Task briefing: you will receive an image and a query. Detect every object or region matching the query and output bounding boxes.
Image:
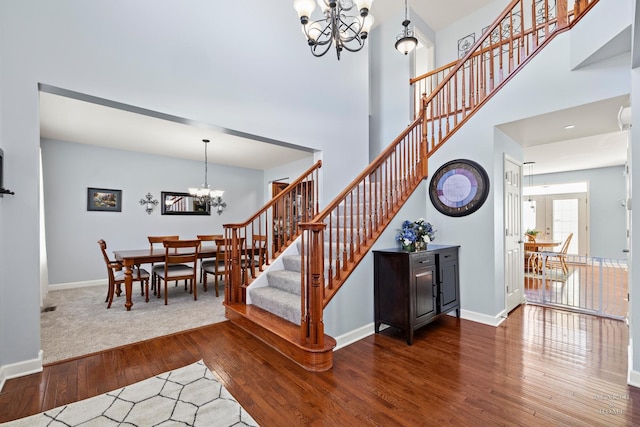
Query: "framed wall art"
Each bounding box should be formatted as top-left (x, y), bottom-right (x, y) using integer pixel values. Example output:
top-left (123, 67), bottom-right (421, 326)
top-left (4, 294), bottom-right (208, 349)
top-left (429, 159), bottom-right (490, 217)
top-left (87, 187), bottom-right (122, 212)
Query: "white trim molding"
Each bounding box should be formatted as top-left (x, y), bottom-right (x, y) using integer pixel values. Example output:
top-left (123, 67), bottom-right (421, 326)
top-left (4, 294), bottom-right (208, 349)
top-left (0, 350), bottom-right (43, 392)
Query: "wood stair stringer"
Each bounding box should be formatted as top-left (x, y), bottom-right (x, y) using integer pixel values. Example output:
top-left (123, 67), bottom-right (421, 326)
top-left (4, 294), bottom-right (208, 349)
top-left (224, 302), bottom-right (336, 372)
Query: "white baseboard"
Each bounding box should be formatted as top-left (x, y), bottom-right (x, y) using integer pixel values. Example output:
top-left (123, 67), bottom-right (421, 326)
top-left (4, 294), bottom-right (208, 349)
top-left (333, 310), bottom-right (505, 351)
top-left (0, 350), bottom-right (43, 392)
top-left (48, 279), bottom-right (104, 291)
top-left (334, 323), bottom-right (375, 350)
top-left (459, 309), bottom-right (506, 327)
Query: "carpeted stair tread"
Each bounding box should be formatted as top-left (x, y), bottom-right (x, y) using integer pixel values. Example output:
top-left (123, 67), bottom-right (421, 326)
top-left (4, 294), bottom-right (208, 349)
top-left (265, 269), bottom-right (301, 294)
top-left (250, 286), bottom-right (301, 325)
top-left (282, 255), bottom-right (302, 272)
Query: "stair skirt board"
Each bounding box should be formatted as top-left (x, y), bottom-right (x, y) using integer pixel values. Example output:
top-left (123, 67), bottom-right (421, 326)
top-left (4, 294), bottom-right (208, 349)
top-left (225, 303), bottom-right (336, 372)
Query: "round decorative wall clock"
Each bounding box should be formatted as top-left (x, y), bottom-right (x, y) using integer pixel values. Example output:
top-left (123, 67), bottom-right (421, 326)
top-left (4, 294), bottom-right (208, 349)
top-left (429, 159), bottom-right (490, 217)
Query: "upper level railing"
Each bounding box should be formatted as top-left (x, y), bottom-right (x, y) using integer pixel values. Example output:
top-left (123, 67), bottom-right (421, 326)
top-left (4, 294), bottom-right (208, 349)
top-left (222, 160), bottom-right (322, 305)
top-left (411, 0), bottom-right (597, 154)
top-left (297, 0), bottom-right (599, 349)
top-left (221, 0), bottom-right (599, 350)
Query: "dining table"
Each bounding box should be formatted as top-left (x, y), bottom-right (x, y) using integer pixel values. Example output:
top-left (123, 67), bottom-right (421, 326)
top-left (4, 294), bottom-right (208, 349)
top-left (524, 239), bottom-right (561, 273)
top-left (113, 245), bottom-right (217, 311)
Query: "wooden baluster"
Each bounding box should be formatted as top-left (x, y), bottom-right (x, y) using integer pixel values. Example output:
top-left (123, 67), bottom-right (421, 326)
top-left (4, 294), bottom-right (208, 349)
top-left (557, 0), bottom-right (568, 28)
top-left (508, 11), bottom-right (514, 76)
top-left (421, 94), bottom-right (429, 177)
top-left (531, 0), bottom-right (539, 50)
top-left (519, 1), bottom-right (526, 62)
top-left (543, 0), bottom-right (550, 38)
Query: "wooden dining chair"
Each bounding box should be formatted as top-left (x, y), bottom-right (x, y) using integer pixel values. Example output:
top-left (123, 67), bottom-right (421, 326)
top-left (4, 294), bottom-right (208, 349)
top-left (155, 239), bottom-right (201, 305)
top-left (248, 234), bottom-right (268, 278)
top-left (196, 234), bottom-right (223, 284)
top-left (524, 233), bottom-right (538, 273)
top-left (148, 235), bottom-right (187, 293)
top-left (546, 233), bottom-right (573, 275)
top-left (202, 237), bottom-right (245, 297)
top-left (98, 239), bottom-right (150, 308)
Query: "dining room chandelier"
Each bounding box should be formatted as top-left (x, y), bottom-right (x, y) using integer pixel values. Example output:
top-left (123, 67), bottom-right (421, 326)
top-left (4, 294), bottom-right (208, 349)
top-left (293, 0), bottom-right (374, 60)
top-left (395, 0), bottom-right (417, 55)
top-left (188, 139), bottom-right (226, 215)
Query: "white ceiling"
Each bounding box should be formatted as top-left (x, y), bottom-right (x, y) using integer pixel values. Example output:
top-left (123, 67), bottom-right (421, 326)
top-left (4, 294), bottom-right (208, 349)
top-left (38, 0), bottom-right (629, 175)
top-left (39, 90), bottom-right (314, 170)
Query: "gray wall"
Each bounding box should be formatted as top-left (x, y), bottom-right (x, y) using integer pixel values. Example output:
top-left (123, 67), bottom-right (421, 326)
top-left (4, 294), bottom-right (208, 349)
top-left (531, 166), bottom-right (627, 259)
top-left (427, 0), bottom-right (631, 321)
top-left (41, 139), bottom-right (264, 285)
top-left (0, 0), bottom-right (370, 373)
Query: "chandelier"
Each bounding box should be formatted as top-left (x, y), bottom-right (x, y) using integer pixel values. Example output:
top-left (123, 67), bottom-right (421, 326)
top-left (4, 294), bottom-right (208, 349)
top-left (294, 0), bottom-right (374, 60)
top-left (395, 0), bottom-right (417, 55)
top-left (188, 139), bottom-right (227, 215)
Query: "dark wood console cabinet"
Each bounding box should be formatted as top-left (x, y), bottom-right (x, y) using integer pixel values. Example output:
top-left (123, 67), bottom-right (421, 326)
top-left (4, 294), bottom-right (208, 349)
top-left (373, 245), bottom-right (460, 345)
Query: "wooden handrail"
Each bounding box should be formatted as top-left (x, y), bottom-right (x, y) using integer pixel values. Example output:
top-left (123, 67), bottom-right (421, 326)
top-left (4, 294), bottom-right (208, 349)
top-left (297, 0), bottom-right (599, 349)
top-left (411, 0), bottom-right (598, 117)
top-left (221, 0), bottom-right (600, 352)
top-left (222, 160), bottom-right (322, 305)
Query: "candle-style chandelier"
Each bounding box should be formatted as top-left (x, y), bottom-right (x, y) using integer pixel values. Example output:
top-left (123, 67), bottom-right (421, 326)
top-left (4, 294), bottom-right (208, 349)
top-left (188, 139), bottom-right (226, 215)
top-left (293, 0), bottom-right (374, 60)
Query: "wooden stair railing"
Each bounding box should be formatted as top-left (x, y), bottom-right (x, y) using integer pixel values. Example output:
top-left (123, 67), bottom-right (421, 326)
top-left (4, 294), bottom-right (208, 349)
top-left (222, 0), bottom-right (600, 369)
top-left (222, 160), bottom-right (321, 305)
top-left (300, 0), bottom-right (600, 350)
top-left (411, 0), bottom-right (598, 145)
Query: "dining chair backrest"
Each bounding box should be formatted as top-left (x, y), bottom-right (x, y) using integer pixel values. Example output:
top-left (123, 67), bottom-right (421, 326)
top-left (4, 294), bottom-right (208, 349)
top-left (163, 239), bottom-right (201, 268)
top-left (197, 234), bottom-right (223, 241)
top-left (98, 239), bottom-right (119, 283)
top-left (252, 234), bottom-right (268, 265)
top-left (98, 239), bottom-right (150, 308)
top-left (525, 234), bottom-right (536, 243)
top-left (149, 235), bottom-right (180, 250)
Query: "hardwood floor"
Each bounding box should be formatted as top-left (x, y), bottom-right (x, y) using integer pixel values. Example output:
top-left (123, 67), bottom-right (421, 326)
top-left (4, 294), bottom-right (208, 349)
top-left (1, 304), bottom-right (639, 426)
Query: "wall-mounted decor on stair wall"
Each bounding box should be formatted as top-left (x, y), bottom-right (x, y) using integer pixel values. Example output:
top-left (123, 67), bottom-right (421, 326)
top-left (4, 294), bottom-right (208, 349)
top-left (429, 159), bottom-right (489, 217)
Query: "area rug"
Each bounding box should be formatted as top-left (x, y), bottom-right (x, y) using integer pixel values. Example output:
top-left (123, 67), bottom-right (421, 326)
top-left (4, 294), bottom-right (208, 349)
top-left (0, 360), bottom-right (258, 426)
top-left (41, 284), bottom-right (227, 364)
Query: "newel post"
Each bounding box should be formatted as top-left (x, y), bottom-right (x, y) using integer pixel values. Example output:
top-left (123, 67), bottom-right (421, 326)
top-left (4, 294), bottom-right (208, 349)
top-left (420, 93), bottom-right (429, 178)
top-left (227, 228), bottom-right (243, 305)
top-left (299, 221), bottom-right (326, 348)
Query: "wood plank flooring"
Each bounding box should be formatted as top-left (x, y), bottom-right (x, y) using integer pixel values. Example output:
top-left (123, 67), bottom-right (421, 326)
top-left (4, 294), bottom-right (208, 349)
top-left (1, 304), bottom-right (639, 426)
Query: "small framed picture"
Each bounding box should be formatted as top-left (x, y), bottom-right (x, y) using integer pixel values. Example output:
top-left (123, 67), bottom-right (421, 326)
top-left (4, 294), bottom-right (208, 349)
top-left (87, 187), bottom-right (122, 212)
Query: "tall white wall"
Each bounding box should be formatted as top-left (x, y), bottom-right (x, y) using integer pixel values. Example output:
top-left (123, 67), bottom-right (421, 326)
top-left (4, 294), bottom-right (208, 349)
top-left (0, 0), bottom-right (370, 378)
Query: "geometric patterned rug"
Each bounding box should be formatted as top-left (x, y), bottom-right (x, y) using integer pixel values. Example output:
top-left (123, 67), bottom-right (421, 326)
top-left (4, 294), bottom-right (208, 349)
top-left (0, 360), bottom-right (259, 426)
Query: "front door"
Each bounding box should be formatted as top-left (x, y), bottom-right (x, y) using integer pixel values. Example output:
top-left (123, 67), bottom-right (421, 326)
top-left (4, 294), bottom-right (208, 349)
top-left (504, 156), bottom-right (524, 314)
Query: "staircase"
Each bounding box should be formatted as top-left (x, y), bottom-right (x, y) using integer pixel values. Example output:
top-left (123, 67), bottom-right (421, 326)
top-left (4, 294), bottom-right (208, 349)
top-left (223, 0), bottom-right (600, 371)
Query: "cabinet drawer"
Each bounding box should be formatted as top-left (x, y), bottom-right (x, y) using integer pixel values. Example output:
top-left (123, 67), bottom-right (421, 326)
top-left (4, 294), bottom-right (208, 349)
top-left (410, 252), bottom-right (435, 266)
top-left (438, 248), bottom-right (458, 262)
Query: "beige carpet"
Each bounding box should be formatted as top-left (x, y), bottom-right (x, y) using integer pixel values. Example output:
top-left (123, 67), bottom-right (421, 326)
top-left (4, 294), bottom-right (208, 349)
top-left (0, 360), bottom-right (258, 426)
top-left (41, 282), bottom-right (227, 364)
